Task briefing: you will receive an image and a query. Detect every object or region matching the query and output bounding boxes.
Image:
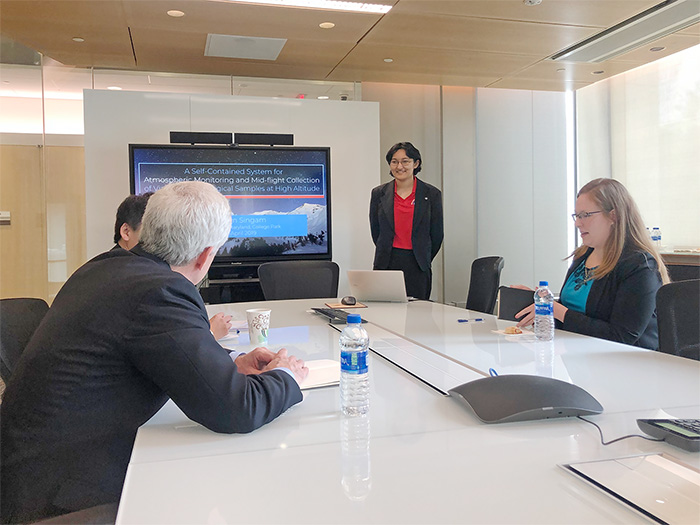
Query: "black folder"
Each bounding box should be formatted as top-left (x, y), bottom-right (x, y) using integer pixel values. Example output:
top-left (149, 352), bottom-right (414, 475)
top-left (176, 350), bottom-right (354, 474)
top-left (497, 286), bottom-right (534, 321)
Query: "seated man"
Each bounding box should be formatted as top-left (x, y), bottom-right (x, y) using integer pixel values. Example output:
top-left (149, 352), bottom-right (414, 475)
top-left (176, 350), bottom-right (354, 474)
top-left (112, 192), bottom-right (153, 250)
top-left (113, 191), bottom-right (232, 339)
top-left (0, 181), bottom-right (308, 524)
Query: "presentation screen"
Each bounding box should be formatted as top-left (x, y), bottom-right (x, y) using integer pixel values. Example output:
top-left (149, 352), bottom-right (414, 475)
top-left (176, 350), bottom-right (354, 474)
top-left (129, 144), bottom-right (332, 264)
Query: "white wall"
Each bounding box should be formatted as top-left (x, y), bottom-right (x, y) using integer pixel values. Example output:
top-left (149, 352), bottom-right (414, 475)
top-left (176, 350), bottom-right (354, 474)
top-left (442, 86), bottom-right (477, 306)
top-left (476, 88), bottom-right (569, 292)
top-left (83, 90), bottom-right (380, 296)
top-left (362, 82), bottom-right (444, 302)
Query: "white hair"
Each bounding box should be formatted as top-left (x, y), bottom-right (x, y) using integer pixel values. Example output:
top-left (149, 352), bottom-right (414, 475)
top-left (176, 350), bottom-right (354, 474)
top-left (139, 181), bottom-right (232, 266)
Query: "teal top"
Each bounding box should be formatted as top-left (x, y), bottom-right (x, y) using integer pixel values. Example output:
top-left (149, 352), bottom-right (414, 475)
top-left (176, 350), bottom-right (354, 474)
top-left (560, 260), bottom-right (595, 314)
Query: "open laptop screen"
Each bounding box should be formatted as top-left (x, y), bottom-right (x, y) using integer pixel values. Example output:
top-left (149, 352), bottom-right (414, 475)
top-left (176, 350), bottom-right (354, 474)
top-left (347, 270), bottom-right (408, 303)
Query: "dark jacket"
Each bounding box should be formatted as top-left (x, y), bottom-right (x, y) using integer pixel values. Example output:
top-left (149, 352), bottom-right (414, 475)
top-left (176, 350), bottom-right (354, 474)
top-left (0, 246), bottom-right (302, 524)
top-left (369, 178), bottom-right (444, 273)
top-left (558, 246), bottom-right (663, 350)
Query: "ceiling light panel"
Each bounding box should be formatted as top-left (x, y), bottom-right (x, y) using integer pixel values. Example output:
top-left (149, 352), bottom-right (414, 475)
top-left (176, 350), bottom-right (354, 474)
top-left (209, 0), bottom-right (392, 14)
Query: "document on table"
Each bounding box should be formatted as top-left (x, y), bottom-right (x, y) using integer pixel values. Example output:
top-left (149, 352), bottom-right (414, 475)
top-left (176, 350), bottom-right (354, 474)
top-left (300, 359), bottom-right (340, 390)
top-left (561, 453), bottom-right (700, 524)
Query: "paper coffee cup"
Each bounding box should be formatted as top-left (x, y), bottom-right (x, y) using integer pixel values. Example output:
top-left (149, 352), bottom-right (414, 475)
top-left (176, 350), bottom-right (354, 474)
top-left (246, 308), bottom-right (271, 345)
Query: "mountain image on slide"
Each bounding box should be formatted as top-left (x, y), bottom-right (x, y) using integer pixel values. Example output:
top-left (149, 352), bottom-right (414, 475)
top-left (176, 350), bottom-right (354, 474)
top-left (219, 203), bottom-right (328, 257)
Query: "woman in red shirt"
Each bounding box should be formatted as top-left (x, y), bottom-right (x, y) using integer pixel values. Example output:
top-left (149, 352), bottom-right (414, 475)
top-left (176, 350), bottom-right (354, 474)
top-left (369, 142), bottom-right (444, 300)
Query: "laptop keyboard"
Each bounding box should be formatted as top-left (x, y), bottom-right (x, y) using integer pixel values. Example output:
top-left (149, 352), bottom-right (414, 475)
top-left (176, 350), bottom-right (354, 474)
top-left (311, 308), bottom-right (367, 324)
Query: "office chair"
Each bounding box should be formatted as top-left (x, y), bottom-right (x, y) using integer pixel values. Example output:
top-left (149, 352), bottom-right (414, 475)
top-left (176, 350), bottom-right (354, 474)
top-left (656, 279), bottom-right (700, 361)
top-left (258, 261), bottom-right (340, 300)
top-left (0, 297), bottom-right (49, 382)
top-left (465, 256), bottom-right (504, 315)
top-left (33, 502), bottom-right (119, 524)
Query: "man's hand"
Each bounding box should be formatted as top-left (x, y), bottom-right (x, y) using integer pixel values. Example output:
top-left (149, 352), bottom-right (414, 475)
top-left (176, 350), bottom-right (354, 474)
top-left (259, 348), bottom-right (309, 384)
top-left (234, 347), bottom-right (277, 375)
top-left (209, 312), bottom-right (233, 340)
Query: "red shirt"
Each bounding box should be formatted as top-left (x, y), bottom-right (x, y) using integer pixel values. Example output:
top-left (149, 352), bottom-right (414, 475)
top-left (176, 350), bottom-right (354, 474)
top-left (392, 179), bottom-right (416, 249)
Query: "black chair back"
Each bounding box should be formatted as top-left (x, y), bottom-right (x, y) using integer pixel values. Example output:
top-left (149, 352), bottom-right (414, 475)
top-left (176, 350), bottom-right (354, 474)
top-left (0, 297), bottom-right (49, 382)
top-left (656, 279), bottom-right (700, 361)
top-left (258, 261), bottom-right (340, 300)
top-left (466, 256), bottom-right (505, 314)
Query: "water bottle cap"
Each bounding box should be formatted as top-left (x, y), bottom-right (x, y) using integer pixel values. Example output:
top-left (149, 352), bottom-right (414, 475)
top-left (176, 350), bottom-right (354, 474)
top-left (539, 281), bottom-right (548, 287)
top-left (346, 314), bottom-right (362, 324)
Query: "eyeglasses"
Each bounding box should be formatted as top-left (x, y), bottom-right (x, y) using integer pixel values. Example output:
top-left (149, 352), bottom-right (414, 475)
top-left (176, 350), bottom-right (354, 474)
top-left (571, 211), bottom-right (603, 221)
top-left (389, 158), bottom-right (414, 167)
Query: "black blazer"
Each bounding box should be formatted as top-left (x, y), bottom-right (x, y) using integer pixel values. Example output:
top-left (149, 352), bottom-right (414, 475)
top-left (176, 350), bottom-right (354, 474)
top-left (0, 247), bottom-right (302, 523)
top-left (558, 246), bottom-right (663, 350)
top-left (369, 178), bottom-right (444, 273)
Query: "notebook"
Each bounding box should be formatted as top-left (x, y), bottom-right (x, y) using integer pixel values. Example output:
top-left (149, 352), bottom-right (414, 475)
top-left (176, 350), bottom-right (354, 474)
top-left (347, 270), bottom-right (408, 303)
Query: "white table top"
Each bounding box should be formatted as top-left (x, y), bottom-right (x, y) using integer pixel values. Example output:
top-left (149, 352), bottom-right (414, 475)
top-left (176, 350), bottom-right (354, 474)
top-left (117, 299), bottom-right (700, 524)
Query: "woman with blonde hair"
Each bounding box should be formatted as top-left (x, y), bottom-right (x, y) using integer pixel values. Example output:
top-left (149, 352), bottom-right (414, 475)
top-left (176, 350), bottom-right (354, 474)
top-left (517, 178), bottom-right (669, 349)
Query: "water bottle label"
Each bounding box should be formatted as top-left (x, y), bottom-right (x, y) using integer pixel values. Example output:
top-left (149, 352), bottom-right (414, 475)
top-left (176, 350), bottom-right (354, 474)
top-left (341, 349), bottom-right (368, 374)
top-left (535, 303), bottom-right (553, 316)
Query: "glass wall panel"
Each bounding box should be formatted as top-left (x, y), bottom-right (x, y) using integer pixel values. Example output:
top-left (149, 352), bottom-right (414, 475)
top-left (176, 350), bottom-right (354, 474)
top-left (576, 44), bottom-right (700, 250)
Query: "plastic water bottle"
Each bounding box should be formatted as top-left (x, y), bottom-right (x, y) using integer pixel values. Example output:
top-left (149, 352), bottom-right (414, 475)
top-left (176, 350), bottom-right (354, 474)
top-left (651, 227), bottom-right (662, 249)
top-left (534, 281), bottom-right (555, 341)
top-left (340, 314), bottom-right (369, 416)
top-left (340, 414), bottom-right (371, 501)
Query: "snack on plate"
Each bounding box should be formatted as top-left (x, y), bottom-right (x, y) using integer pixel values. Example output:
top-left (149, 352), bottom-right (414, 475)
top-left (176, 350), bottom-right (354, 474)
top-left (504, 326), bottom-right (522, 335)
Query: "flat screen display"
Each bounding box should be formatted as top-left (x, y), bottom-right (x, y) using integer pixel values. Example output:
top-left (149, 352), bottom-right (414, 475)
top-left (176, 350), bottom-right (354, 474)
top-left (129, 145), bottom-right (331, 264)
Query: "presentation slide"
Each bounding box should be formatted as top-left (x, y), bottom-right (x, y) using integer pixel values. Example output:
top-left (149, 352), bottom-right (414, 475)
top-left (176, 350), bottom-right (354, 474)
top-left (130, 145), bottom-right (331, 261)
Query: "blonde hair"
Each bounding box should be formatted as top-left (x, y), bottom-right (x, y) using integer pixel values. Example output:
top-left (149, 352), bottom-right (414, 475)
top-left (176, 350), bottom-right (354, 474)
top-left (572, 178), bottom-right (669, 284)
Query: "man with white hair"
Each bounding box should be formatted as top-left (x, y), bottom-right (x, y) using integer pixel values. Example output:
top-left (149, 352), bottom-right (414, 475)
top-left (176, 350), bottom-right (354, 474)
top-left (0, 182), bottom-right (308, 524)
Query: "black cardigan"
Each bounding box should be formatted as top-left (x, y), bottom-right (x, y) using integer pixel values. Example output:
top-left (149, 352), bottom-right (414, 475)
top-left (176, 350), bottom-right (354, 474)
top-left (558, 246), bottom-right (663, 350)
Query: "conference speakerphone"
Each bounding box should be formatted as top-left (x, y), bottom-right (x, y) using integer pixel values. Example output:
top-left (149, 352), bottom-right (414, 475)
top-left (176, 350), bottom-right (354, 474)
top-left (637, 419), bottom-right (700, 452)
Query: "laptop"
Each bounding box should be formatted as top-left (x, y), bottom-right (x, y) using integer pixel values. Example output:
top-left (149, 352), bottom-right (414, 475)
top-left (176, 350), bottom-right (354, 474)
top-left (347, 270), bottom-right (408, 303)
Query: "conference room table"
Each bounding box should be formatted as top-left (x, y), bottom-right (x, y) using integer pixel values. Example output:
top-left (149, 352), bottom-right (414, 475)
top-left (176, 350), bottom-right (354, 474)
top-left (116, 299), bottom-right (700, 524)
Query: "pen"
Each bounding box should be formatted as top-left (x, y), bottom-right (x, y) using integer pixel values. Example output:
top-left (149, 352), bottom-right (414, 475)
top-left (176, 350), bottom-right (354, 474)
top-left (457, 318), bottom-right (484, 323)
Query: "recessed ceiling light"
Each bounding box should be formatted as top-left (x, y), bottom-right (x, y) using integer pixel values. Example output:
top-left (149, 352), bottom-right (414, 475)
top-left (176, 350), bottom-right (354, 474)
top-left (72, 37), bottom-right (85, 43)
top-left (383, 58), bottom-right (393, 63)
top-left (592, 70), bottom-right (605, 75)
top-left (211, 0), bottom-right (392, 14)
top-left (318, 96), bottom-right (330, 100)
top-left (523, 0), bottom-right (542, 5)
top-left (319, 22), bottom-right (335, 29)
top-left (167, 10), bottom-right (185, 17)
top-left (650, 46), bottom-right (665, 52)
top-left (107, 86), bottom-right (122, 90)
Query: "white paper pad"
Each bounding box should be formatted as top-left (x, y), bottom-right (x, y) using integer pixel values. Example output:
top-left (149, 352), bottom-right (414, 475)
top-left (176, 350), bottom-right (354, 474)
top-left (300, 359), bottom-right (340, 390)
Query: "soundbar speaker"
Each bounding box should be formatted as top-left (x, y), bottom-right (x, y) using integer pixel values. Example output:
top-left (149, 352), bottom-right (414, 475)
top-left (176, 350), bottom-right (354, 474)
top-left (234, 133), bottom-right (294, 146)
top-left (170, 131), bottom-right (233, 144)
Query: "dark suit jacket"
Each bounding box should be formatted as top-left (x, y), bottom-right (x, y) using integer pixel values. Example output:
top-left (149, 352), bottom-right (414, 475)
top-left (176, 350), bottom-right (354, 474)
top-left (558, 246), bottom-right (663, 350)
top-left (0, 247), bottom-right (302, 524)
top-left (369, 178), bottom-right (444, 273)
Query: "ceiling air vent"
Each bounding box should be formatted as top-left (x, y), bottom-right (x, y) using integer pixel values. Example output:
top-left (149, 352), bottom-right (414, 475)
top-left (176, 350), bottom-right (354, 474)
top-left (551, 0), bottom-right (700, 63)
top-left (205, 34), bottom-right (287, 60)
